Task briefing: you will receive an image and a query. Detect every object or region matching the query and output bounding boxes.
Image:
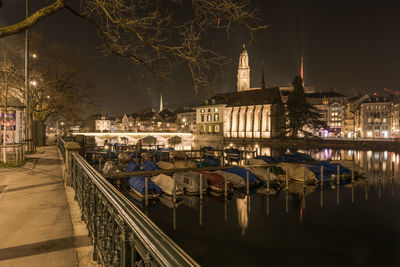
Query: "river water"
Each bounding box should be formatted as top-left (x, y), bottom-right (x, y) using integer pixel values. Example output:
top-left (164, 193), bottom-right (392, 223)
top-left (124, 143), bottom-right (400, 267)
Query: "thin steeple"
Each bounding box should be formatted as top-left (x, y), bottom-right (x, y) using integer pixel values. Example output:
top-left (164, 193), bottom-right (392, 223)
top-left (159, 90), bottom-right (163, 112)
top-left (261, 60), bottom-right (266, 90)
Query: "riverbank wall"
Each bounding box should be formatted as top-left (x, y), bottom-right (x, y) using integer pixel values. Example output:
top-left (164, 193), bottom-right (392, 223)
top-left (226, 138), bottom-right (400, 152)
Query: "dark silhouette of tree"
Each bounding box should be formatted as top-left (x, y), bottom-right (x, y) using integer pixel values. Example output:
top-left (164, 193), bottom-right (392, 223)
top-left (286, 76), bottom-right (327, 138)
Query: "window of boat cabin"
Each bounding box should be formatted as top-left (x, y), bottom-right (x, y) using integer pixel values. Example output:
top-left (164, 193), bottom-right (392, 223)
top-left (184, 177), bottom-right (190, 184)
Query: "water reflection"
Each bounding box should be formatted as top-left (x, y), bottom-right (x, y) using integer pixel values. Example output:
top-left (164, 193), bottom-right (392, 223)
top-left (137, 143), bottom-right (400, 266)
top-left (236, 197), bottom-right (248, 236)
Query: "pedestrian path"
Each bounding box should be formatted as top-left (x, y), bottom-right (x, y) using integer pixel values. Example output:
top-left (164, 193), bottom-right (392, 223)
top-left (0, 145), bottom-right (78, 267)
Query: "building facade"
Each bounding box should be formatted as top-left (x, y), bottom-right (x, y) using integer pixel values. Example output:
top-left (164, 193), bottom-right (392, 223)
top-left (196, 98), bottom-right (226, 136)
top-left (358, 97), bottom-right (392, 138)
top-left (177, 110), bottom-right (196, 133)
top-left (343, 94), bottom-right (369, 138)
top-left (196, 45), bottom-right (284, 140)
top-left (306, 92), bottom-right (347, 136)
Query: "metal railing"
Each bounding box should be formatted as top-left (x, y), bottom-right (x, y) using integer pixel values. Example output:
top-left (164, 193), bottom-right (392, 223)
top-left (59, 138), bottom-right (199, 266)
top-left (57, 138), bottom-right (66, 161)
top-left (0, 144), bottom-right (25, 164)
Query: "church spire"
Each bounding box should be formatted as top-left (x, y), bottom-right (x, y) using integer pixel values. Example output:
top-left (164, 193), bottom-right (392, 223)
top-left (159, 90), bottom-right (163, 112)
top-left (261, 60), bottom-right (266, 90)
top-left (237, 44), bottom-right (250, 91)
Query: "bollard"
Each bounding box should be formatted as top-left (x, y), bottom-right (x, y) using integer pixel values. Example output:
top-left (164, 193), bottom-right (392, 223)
top-left (224, 198), bottom-right (227, 221)
top-left (173, 174), bottom-right (176, 203)
top-left (320, 166), bottom-right (324, 185)
top-left (199, 200), bottom-right (203, 226)
top-left (173, 205), bottom-right (176, 230)
top-left (320, 166), bottom-right (324, 207)
top-left (266, 168), bottom-right (270, 194)
top-left (378, 181), bottom-right (382, 200)
top-left (392, 161), bottom-right (395, 181)
top-left (247, 194), bottom-right (250, 214)
top-left (224, 172), bottom-right (228, 198)
top-left (337, 164), bottom-right (340, 187)
top-left (285, 168), bottom-right (289, 191)
top-left (285, 190), bottom-right (288, 213)
top-left (246, 170), bottom-right (250, 195)
top-left (199, 174), bottom-right (203, 200)
top-left (392, 176), bottom-right (395, 197)
top-left (352, 155), bottom-right (355, 183)
top-left (145, 176), bottom-right (149, 207)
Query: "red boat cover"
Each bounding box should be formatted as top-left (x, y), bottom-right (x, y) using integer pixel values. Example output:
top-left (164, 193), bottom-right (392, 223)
top-left (196, 170), bottom-right (227, 189)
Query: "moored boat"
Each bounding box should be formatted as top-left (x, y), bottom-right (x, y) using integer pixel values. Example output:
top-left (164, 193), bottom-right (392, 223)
top-left (128, 176), bottom-right (161, 199)
top-left (151, 173), bottom-right (183, 196)
top-left (174, 171), bottom-right (207, 195)
top-left (196, 170), bottom-right (231, 196)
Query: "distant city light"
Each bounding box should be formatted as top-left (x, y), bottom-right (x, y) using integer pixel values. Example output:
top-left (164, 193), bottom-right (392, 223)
top-left (30, 81), bottom-right (37, 86)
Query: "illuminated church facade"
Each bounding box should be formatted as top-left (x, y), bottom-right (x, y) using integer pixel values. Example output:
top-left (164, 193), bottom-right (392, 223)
top-left (196, 45), bottom-right (284, 139)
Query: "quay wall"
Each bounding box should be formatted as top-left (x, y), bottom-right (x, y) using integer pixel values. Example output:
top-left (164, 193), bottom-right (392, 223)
top-left (226, 138), bottom-right (400, 152)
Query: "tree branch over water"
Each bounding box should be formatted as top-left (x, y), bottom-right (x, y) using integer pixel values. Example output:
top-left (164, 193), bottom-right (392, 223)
top-left (0, 0), bottom-right (266, 93)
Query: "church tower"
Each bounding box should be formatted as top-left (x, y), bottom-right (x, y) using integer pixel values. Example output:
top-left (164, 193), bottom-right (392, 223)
top-left (237, 44), bottom-right (250, 91)
top-left (159, 91), bottom-right (163, 112)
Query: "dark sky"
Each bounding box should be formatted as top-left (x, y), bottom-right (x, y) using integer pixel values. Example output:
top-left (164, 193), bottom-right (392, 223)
top-left (1, 0), bottom-right (400, 115)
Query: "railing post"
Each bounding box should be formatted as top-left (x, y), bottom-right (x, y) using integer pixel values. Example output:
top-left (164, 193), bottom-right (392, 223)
top-left (64, 142), bottom-right (81, 186)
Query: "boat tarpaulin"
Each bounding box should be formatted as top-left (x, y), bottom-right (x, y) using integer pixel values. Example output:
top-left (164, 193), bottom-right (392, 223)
top-left (126, 162), bottom-right (139, 172)
top-left (223, 166), bottom-right (258, 183)
top-left (277, 162), bottom-right (317, 183)
top-left (142, 160), bottom-right (158, 171)
top-left (157, 161), bottom-right (175, 170)
top-left (151, 174), bottom-right (179, 195)
top-left (330, 160), bottom-right (364, 175)
top-left (256, 153), bottom-right (313, 163)
top-left (128, 176), bottom-right (161, 195)
top-left (307, 162), bottom-right (351, 180)
top-left (255, 156), bottom-right (278, 164)
top-left (197, 170), bottom-right (226, 190)
top-left (214, 170), bottom-right (245, 188)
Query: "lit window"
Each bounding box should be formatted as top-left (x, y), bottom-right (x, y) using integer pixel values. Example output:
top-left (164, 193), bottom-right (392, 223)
top-left (201, 115), bottom-right (204, 122)
top-left (207, 114), bottom-right (212, 122)
top-left (208, 125), bottom-right (212, 133)
top-left (215, 125), bottom-right (220, 132)
top-left (214, 114), bottom-right (219, 121)
top-left (208, 109), bottom-right (211, 112)
top-left (214, 108), bottom-right (219, 112)
top-left (200, 109), bottom-right (205, 113)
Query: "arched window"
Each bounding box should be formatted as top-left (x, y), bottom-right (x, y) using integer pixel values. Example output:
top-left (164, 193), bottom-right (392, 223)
top-left (215, 125), bottom-right (220, 133)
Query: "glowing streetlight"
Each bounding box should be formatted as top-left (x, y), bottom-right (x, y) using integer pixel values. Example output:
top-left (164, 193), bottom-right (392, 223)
top-left (30, 81), bottom-right (37, 86)
top-left (32, 53), bottom-right (37, 58)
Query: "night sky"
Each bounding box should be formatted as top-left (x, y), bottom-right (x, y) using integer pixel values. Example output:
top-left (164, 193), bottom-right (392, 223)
top-left (1, 0), bottom-right (400, 115)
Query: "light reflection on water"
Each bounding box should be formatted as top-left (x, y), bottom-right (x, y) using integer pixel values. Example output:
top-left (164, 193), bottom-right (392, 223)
top-left (131, 142), bottom-right (400, 266)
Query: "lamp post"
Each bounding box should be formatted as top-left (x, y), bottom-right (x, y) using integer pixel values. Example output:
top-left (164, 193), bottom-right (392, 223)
top-left (24, 0), bottom-right (31, 152)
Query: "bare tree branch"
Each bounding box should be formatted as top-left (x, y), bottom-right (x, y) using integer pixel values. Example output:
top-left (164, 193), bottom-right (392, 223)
top-left (0, 0), bottom-right (66, 38)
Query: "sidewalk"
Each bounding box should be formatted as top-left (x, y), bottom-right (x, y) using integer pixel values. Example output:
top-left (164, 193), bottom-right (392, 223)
top-left (0, 146), bottom-right (78, 267)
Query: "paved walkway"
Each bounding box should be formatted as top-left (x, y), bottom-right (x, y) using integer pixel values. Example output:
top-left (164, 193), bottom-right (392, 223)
top-left (0, 146), bottom-right (78, 267)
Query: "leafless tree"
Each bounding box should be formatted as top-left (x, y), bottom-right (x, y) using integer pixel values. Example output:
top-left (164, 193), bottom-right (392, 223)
top-left (0, 0), bottom-right (266, 93)
top-left (0, 36), bottom-right (98, 123)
